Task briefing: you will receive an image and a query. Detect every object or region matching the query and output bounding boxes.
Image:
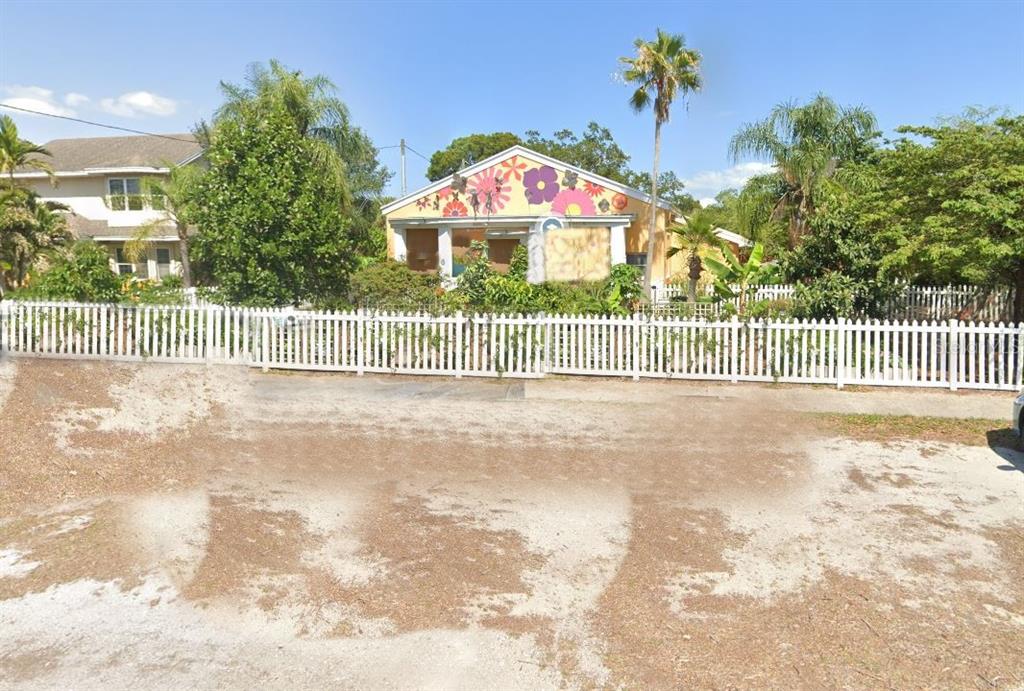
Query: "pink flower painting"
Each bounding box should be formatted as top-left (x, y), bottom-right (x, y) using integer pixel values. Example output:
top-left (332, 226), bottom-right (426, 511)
top-left (469, 166), bottom-right (510, 213)
top-left (550, 188), bottom-right (597, 216)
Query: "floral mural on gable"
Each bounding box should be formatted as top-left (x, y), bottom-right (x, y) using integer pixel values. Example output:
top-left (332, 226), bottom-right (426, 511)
top-left (404, 156), bottom-right (639, 219)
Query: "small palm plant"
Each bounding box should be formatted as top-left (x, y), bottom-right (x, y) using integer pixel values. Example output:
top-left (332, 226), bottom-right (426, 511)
top-left (124, 163), bottom-right (202, 288)
top-left (666, 210), bottom-right (722, 304)
top-left (703, 242), bottom-right (777, 315)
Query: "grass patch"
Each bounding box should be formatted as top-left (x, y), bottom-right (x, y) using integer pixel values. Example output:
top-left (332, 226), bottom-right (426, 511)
top-left (811, 413), bottom-right (1018, 448)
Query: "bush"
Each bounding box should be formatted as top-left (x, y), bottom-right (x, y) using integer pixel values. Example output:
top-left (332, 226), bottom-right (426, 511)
top-left (19, 241), bottom-right (121, 302)
top-left (791, 273), bottom-right (857, 319)
top-left (348, 259), bottom-right (442, 311)
top-left (603, 263), bottom-right (643, 314)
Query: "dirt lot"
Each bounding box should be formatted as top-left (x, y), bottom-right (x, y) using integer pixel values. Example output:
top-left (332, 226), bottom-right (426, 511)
top-left (1, 358), bottom-right (1022, 690)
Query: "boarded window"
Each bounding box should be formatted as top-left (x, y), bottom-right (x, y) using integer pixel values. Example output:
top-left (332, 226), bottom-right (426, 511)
top-left (406, 228), bottom-right (439, 272)
top-left (487, 239), bottom-right (521, 274)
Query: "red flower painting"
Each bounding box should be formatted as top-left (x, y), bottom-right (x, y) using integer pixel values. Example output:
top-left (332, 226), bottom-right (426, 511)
top-left (583, 181), bottom-right (605, 198)
top-left (443, 199), bottom-right (468, 217)
top-left (500, 156), bottom-right (528, 182)
top-left (469, 166), bottom-right (510, 212)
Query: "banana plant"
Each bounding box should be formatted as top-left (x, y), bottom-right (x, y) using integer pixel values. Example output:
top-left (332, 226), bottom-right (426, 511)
top-left (702, 242), bottom-right (777, 315)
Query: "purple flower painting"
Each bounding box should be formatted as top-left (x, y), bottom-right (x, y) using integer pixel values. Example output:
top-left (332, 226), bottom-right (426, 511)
top-left (523, 165), bottom-right (560, 205)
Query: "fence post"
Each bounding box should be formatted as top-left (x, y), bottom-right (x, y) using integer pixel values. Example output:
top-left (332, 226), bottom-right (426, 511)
top-left (730, 316), bottom-right (739, 384)
top-left (836, 317), bottom-right (846, 389)
top-left (542, 313), bottom-right (551, 377)
top-left (205, 305), bottom-right (214, 364)
top-left (260, 311), bottom-right (269, 372)
top-left (632, 311), bottom-right (641, 381)
top-left (455, 311), bottom-right (463, 378)
top-left (948, 318), bottom-right (959, 391)
top-left (356, 308), bottom-right (365, 376)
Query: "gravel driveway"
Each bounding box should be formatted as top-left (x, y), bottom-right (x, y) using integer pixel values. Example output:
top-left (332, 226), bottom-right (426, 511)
top-left (1, 359), bottom-right (1022, 689)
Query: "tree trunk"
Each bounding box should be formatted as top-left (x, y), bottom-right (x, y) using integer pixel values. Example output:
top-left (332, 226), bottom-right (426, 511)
top-left (687, 255), bottom-right (701, 304)
top-left (177, 224), bottom-right (192, 290)
top-left (643, 118), bottom-right (662, 298)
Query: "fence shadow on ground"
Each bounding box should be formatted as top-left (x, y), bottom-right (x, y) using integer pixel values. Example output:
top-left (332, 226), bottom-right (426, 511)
top-left (986, 429), bottom-right (1023, 472)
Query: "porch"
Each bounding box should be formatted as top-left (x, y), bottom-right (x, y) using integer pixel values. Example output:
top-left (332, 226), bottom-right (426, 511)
top-left (390, 216), bottom-right (633, 284)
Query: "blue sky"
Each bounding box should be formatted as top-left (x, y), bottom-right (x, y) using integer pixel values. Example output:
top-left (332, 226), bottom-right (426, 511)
top-left (2, 0), bottom-right (1022, 202)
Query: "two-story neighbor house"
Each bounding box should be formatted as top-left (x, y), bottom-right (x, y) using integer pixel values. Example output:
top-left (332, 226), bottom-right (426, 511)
top-left (14, 133), bottom-right (203, 279)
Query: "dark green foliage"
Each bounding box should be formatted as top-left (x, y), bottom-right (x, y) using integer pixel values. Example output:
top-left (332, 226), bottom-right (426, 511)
top-left (348, 259), bottom-right (441, 311)
top-left (190, 100), bottom-right (356, 306)
top-left (22, 241), bottom-right (122, 302)
top-left (524, 123), bottom-right (632, 183)
top-left (426, 133), bottom-right (522, 181)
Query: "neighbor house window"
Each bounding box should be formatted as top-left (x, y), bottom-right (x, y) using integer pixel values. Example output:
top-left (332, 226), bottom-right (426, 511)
top-left (108, 178), bottom-right (143, 211)
top-left (156, 248), bottom-right (172, 278)
top-left (626, 253), bottom-right (647, 268)
top-left (114, 246), bottom-right (148, 278)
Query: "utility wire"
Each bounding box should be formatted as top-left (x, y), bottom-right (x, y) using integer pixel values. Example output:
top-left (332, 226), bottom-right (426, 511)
top-left (0, 103), bottom-right (198, 143)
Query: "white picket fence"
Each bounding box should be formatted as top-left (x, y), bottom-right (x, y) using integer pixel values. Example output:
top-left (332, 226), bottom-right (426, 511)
top-left (1, 300), bottom-right (1022, 391)
top-left (655, 283), bottom-right (1017, 322)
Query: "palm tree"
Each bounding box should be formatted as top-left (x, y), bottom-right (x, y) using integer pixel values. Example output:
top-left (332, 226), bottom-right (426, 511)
top-left (621, 29), bottom-right (702, 294)
top-left (729, 94), bottom-right (876, 249)
top-left (214, 60), bottom-right (352, 199)
top-left (0, 188), bottom-right (69, 294)
top-left (124, 163), bottom-right (202, 288)
top-left (0, 115), bottom-right (55, 187)
top-left (666, 210), bottom-right (722, 304)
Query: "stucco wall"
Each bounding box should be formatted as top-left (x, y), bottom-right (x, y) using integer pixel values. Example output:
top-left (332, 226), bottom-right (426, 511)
top-left (385, 151), bottom-right (675, 284)
top-left (26, 175), bottom-right (173, 231)
top-left (544, 226), bottom-right (611, 282)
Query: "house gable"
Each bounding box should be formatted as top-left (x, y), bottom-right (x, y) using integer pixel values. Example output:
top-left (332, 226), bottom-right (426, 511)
top-left (382, 145), bottom-right (672, 221)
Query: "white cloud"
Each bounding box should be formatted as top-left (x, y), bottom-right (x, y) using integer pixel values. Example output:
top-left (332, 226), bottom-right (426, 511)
top-left (1, 85), bottom-right (76, 117)
top-left (99, 91), bottom-right (177, 118)
top-left (64, 92), bottom-right (89, 107)
top-left (699, 197), bottom-right (718, 208)
top-left (683, 161), bottom-right (775, 200)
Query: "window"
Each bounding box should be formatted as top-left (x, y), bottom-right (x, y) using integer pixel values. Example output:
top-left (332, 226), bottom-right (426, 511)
top-left (626, 253), bottom-right (647, 267)
top-left (156, 248), bottom-right (172, 278)
top-left (108, 177), bottom-right (144, 211)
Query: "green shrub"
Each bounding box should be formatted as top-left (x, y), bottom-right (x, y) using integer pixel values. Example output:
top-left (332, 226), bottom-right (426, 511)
top-left (602, 263), bottom-right (643, 314)
top-left (348, 259), bottom-right (442, 311)
top-left (20, 241), bottom-right (122, 302)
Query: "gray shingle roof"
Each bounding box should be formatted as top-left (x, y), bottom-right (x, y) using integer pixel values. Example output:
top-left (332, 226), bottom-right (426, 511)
top-left (21, 133), bottom-right (202, 172)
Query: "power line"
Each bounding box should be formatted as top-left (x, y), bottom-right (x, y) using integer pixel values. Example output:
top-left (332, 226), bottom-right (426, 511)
top-left (0, 103), bottom-right (198, 143)
top-left (404, 144), bottom-right (430, 162)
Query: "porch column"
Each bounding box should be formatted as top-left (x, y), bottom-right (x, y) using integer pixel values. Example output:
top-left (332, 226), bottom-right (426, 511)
top-left (437, 225), bottom-right (453, 278)
top-left (527, 220), bottom-right (546, 284)
top-left (393, 226), bottom-right (407, 263)
top-left (610, 223), bottom-right (627, 266)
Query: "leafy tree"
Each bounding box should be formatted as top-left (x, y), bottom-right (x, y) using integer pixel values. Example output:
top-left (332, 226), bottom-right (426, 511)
top-left (125, 164), bottom-right (203, 288)
top-left (873, 114), bottom-right (1024, 321)
top-left (524, 122), bottom-right (632, 182)
top-left (190, 99), bottom-right (355, 306)
top-left (24, 241), bottom-right (121, 302)
top-left (0, 115), bottom-right (55, 185)
top-left (625, 170), bottom-right (700, 214)
top-left (666, 210), bottom-right (722, 303)
top-left (621, 28), bottom-right (703, 292)
top-left (602, 263), bottom-right (644, 314)
top-left (729, 94), bottom-right (877, 248)
top-left (426, 132), bottom-right (522, 181)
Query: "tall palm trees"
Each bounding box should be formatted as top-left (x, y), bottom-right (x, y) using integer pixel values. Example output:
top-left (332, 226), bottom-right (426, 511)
top-left (621, 29), bottom-right (702, 293)
top-left (666, 210), bottom-right (721, 304)
top-left (214, 60), bottom-right (353, 201)
top-left (0, 116), bottom-right (67, 295)
top-left (0, 115), bottom-right (55, 186)
top-left (729, 94), bottom-right (876, 248)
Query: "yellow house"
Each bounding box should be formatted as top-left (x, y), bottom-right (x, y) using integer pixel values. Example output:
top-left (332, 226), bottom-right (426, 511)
top-left (382, 145), bottom-right (677, 290)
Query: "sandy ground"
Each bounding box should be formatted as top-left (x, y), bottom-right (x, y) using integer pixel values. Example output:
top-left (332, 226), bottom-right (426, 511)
top-left (0, 358), bottom-right (1022, 690)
